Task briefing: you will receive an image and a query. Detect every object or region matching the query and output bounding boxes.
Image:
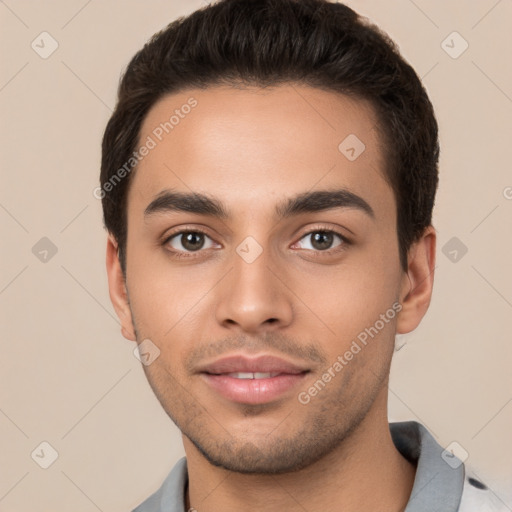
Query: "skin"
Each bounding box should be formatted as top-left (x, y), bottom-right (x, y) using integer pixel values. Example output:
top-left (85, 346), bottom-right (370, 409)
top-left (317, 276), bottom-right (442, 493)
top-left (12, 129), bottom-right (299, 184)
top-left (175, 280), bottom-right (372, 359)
top-left (106, 84), bottom-right (436, 512)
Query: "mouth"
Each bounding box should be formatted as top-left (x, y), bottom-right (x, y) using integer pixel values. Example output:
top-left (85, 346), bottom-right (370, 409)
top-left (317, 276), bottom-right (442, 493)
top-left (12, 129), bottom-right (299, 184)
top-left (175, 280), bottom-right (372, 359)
top-left (200, 372), bottom-right (309, 404)
top-left (221, 372), bottom-right (282, 379)
top-left (198, 354), bottom-right (310, 405)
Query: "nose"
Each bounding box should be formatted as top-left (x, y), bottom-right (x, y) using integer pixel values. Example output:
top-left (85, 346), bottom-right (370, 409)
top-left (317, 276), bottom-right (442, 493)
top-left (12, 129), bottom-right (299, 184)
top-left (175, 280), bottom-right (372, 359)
top-left (214, 244), bottom-right (293, 334)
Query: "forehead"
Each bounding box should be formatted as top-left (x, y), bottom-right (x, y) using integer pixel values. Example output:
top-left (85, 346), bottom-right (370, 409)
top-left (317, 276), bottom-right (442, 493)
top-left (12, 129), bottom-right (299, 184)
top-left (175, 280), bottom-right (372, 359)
top-left (128, 84), bottom-right (394, 220)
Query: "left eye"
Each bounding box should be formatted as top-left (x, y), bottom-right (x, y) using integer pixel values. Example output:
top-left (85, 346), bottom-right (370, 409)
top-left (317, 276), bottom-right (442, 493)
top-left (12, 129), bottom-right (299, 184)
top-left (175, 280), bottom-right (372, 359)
top-left (295, 231), bottom-right (345, 251)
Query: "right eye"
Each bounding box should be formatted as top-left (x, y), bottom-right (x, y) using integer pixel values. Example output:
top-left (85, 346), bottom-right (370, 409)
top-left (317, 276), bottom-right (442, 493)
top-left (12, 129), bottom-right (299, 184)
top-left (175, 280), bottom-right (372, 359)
top-left (163, 230), bottom-right (219, 257)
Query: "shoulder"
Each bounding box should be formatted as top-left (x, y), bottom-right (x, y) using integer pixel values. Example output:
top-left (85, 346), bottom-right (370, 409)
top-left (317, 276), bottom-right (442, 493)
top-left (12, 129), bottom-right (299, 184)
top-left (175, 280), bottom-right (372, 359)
top-left (458, 469), bottom-right (510, 512)
top-left (132, 457), bottom-right (188, 512)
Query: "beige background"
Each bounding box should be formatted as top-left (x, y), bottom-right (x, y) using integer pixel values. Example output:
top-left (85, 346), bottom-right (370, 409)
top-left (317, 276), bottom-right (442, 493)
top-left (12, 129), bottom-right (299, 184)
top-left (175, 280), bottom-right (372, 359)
top-left (1, 0), bottom-right (511, 510)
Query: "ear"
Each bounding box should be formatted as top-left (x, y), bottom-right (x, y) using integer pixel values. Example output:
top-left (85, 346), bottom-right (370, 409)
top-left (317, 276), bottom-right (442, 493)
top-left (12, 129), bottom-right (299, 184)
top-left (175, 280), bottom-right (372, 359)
top-left (105, 234), bottom-right (136, 341)
top-left (396, 226), bottom-right (436, 334)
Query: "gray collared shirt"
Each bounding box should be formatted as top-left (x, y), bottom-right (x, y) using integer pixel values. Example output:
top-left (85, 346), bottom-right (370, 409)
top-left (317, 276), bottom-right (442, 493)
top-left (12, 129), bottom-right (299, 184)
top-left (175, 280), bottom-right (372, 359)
top-left (132, 421), bottom-right (508, 511)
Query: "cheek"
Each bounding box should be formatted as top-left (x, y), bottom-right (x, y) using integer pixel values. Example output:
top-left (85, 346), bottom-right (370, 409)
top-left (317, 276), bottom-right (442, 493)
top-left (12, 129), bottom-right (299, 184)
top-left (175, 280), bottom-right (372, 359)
top-left (296, 244), bottom-right (399, 319)
top-left (290, 245), bottom-right (401, 361)
top-left (127, 251), bottom-right (216, 338)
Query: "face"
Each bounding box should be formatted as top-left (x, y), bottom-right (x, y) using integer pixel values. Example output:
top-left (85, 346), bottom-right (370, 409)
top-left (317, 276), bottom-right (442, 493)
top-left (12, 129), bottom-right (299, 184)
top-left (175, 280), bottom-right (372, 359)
top-left (108, 84), bottom-right (429, 474)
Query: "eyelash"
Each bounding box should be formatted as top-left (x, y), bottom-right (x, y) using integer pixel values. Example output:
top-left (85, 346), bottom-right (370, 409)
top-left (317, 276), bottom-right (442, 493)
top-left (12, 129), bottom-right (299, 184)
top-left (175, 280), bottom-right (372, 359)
top-left (161, 226), bottom-right (351, 260)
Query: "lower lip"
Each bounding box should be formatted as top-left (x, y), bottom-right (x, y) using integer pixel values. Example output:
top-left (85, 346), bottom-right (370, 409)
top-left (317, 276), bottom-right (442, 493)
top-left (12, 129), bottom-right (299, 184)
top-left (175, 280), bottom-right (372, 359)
top-left (201, 373), bottom-right (308, 404)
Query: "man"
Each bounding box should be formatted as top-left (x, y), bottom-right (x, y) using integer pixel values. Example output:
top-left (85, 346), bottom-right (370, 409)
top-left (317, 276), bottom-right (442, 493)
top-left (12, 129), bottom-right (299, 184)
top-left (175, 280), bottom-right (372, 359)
top-left (99, 0), bottom-right (507, 510)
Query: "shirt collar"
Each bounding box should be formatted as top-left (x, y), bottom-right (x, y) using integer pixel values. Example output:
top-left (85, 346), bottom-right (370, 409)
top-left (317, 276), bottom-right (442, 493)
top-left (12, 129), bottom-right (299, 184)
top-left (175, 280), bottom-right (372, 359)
top-left (390, 421), bottom-right (465, 511)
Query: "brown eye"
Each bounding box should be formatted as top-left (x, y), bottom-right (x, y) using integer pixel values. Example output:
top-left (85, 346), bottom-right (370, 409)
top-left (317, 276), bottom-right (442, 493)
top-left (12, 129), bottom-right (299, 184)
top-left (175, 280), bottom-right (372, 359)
top-left (310, 232), bottom-right (334, 250)
top-left (296, 230), bottom-right (345, 251)
top-left (180, 232), bottom-right (205, 251)
top-left (166, 231), bottom-right (216, 253)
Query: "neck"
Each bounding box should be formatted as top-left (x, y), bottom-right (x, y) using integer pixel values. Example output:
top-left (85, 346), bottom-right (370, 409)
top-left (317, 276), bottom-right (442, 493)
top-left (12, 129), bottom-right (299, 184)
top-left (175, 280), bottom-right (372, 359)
top-left (184, 390), bottom-right (416, 512)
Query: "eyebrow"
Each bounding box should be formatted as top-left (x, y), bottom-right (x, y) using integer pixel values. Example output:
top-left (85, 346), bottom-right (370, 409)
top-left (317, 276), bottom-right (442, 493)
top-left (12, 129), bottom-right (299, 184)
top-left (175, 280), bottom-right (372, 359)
top-left (144, 188), bottom-right (375, 221)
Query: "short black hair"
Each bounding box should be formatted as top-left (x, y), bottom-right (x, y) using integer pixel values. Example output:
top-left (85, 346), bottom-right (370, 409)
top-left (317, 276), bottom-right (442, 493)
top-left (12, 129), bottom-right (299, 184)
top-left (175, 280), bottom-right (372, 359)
top-left (100, 0), bottom-right (439, 275)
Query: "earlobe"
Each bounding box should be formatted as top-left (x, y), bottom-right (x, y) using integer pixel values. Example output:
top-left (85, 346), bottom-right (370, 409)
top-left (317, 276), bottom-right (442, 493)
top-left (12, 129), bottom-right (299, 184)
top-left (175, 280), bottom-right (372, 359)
top-left (105, 234), bottom-right (137, 341)
top-left (396, 226), bottom-right (436, 335)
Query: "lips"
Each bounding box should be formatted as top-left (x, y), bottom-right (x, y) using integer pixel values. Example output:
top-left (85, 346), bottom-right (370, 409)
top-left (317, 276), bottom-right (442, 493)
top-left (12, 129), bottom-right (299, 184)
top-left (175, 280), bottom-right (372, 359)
top-left (198, 354), bottom-right (308, 375)
top-left (198, 354), bottom-right (309, 404)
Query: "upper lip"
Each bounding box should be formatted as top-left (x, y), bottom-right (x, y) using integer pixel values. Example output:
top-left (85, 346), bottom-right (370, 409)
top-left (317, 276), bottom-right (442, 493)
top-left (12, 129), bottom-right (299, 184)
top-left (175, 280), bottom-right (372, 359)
top-left (198, 354), bottom-right (309, 375)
